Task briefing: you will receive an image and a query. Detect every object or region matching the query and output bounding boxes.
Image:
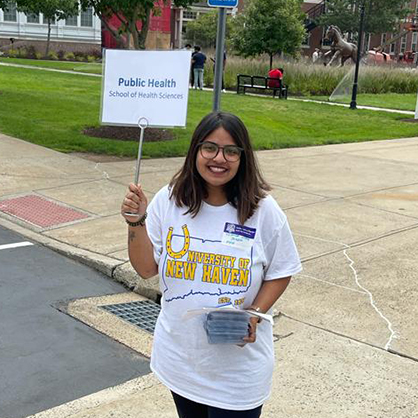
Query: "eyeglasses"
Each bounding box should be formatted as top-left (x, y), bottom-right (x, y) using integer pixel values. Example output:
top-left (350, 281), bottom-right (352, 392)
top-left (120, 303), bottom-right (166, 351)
top-left (198, 141), bottom-right (243, 162)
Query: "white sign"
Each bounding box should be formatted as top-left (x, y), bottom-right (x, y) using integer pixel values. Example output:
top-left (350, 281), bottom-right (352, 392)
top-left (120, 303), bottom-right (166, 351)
top-left (101, 49), bottom-right (191, 127)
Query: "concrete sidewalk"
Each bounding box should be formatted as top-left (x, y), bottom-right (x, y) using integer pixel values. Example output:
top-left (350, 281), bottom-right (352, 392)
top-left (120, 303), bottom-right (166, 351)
top-left (1, 133), bottom-right (418, 417)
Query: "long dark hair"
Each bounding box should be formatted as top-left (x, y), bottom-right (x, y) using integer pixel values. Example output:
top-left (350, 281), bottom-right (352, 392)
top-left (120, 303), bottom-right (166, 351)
top-left (169, 111), bottom-right (270, 224)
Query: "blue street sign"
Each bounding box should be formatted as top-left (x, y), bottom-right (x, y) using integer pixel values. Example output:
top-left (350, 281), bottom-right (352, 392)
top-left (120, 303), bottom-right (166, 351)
top-left (208, 0), bottom-right (238, 7)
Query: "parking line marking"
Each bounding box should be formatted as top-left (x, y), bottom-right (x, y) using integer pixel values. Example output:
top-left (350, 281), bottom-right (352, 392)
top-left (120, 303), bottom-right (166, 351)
top-left (0, 242), bottom-right (34, 251)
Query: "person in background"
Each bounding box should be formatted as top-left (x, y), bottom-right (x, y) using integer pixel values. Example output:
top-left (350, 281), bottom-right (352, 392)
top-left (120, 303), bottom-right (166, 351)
top-left (121, 111), bottom-right (302, 418)
top-left (210, 49), bottom-right (227, 92)
top-left (312, 48), bottom-right (320, 63)
top-left (192, 46), bottom-right (206, 90)
top-left (184, 43), bottom-right (194, 88)
top-left (267, 67), bottom-right (283, 88)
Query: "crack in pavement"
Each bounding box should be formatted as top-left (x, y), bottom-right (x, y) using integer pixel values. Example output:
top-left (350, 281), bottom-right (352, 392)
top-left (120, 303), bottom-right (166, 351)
top-left (296, 232), bottom-right (399, 351)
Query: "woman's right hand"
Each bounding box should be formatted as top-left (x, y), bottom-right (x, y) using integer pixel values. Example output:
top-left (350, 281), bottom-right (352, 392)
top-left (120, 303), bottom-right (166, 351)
top-left (121, 183), bottom-right (148, 221)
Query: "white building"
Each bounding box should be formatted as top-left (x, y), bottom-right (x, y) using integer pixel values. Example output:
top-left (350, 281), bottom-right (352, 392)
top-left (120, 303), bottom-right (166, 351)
top-left (0, 1), bottom-right (101, 54)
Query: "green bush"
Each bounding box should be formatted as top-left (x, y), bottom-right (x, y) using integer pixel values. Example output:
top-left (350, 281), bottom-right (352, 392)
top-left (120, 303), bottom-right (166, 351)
top-left (75, 55), bottom-right (85, 62)
top-left (7, 49), bottom-right (18, 58)
top-left (48, 51), bottom-right (59, 60)
top-left (26, 45), bottom-right (37, 59)
top-left (17, 48), bottom-right (27, 58)
top-left (63, 52), bottom-right (75, 61)
top-left (35, 52), bottom-right (43, 60)
top-left (86, 55), bottom-right (96, 62)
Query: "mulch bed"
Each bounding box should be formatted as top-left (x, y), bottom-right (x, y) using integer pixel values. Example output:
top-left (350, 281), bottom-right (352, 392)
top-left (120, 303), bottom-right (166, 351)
top-left (399, 118), bottom-right (418, 123)
top-left (83, 126), bottom-right (175, 142)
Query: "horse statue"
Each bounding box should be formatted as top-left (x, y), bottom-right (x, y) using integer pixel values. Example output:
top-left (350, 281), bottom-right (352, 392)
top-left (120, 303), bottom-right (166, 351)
top-left (324, 25), bottom-right (357, 66)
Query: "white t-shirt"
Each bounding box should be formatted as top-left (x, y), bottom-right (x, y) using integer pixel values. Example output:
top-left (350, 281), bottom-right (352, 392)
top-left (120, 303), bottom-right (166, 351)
top-left (146, 186), bottom-right (302, 410)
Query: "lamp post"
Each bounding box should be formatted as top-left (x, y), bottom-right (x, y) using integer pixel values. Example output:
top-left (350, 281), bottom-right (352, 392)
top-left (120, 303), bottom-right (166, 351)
top-left (350, 2), bottom-right (366, 110)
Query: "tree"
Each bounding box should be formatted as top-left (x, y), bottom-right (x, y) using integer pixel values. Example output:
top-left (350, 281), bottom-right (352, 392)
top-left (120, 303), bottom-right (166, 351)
top-left (317, 0), bottom-right (411, 37)
top-left (80, 0), bottom-right (197, 50)
top-left (17, 0), bottom-right (79, 56)
top-left (185, 10), bottom-right (233, 49)
top-left (232, 0), bottom-right (306, 69)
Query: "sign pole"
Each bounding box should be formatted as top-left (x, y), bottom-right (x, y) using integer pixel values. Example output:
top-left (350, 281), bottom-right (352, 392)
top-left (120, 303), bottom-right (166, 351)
top-left (213, 7), bottom-right (227, 112)
top-left (124, 117), bottom-right (148, 218)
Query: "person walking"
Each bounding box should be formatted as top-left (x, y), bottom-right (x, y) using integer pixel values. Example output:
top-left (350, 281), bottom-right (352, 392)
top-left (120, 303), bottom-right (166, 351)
top-left (121, 111), bottom-right (302, 418)
top-left (192, 46), bottom-right (206, 90)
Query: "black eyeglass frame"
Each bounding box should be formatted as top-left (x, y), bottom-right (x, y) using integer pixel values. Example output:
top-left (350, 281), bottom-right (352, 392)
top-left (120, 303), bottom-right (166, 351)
top-left (197, 141), bottom-right (244, 162)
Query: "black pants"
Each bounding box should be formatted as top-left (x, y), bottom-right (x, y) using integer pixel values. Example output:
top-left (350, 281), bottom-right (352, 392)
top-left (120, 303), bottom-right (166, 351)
top-left (172, 391), bottom-right (263, 418)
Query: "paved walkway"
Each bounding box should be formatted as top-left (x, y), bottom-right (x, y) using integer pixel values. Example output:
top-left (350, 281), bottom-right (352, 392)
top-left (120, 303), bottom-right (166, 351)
top-left (1, 133), bottom-right (417, 417)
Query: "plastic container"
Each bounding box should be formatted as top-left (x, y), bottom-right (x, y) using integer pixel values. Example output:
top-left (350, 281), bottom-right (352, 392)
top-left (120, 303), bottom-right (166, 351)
top-left (204, 310), bottom-right (250, 344)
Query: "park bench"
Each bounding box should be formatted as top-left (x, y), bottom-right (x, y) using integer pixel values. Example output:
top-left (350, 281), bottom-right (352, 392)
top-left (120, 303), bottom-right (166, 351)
top-left (236, 74), bottom-right (288, 99)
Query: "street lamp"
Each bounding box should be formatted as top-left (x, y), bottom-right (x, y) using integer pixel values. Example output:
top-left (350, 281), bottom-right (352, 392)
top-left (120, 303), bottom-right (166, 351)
top-left (350, 2), bottom-right (366, 110)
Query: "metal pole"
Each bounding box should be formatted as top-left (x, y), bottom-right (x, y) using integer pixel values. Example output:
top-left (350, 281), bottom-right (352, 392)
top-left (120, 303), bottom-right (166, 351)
top-left (124, 117), bottom-right (148, 218)
top-left (350, 2), bottom-right (366, 110)
top-left (213, 7), bottom-right (227, 112)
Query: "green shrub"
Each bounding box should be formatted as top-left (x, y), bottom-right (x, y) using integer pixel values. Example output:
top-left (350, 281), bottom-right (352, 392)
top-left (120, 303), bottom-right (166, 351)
top-left (48, 51), bottom-right (59, 60)
top-left (63, 52), bottom-right (75, 61)
top-left (35, 52), bottom-right (43, 59)
top-left (26, 45), bottom-right (37, 59)
top-left (86, 55), bottom-right (96, 62)
top-left (75, 55), bottom-right (85, 62)
top-left (17, 48), bottom-right (27, 58)
top-left (7, 49), bottom-right (18, 58)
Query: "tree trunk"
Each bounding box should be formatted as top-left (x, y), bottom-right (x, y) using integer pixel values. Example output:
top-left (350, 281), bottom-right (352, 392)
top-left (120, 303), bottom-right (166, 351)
top-left (137, 9), bottom-right (151, 50)
top-left (45, 20), bottom-right (51, 57)
top-left (269, 53), bottom-right (273, 70)
top-left (98, 11), bottom-right (128, 48)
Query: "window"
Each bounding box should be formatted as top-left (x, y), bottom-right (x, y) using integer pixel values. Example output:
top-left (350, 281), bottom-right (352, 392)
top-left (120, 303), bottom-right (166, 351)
top-left (412, 32), bottom-right (418, 51)
top-left (302, 32), bottom-right (311, 47)
top-left (401, 34), bottom-right (407, 52)
top-left (43, 15), bottom-right (56, 25)
top-left (26, 13), bottom-right (40, 23)
top-left (80, 7), bottom-right (93, 27)
top-left (66, 14), bottom-right (78, 26)
top-left (390, 42), bottom-right (396, 53)
top-left (3, 1), bottom-right (17, 22)
top-left (381, 33), bottom-right (387, 45)
top-left (182, 21), bottom-right (188, 34)
top-left (183, 10), bottom-right (197, 20)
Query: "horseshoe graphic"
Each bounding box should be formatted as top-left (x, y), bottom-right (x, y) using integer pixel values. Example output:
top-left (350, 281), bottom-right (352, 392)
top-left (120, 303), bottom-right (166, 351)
top-left (166, 225), bottom-right (190, 259)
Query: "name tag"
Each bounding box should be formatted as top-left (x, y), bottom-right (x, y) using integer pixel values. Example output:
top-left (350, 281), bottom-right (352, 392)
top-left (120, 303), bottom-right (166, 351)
top-left (221, 223), bottom-right (256, 250)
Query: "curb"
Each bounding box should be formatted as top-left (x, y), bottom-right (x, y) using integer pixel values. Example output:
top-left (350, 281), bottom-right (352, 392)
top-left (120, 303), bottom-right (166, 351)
top-left (0, 217), bottom-right (161, 302)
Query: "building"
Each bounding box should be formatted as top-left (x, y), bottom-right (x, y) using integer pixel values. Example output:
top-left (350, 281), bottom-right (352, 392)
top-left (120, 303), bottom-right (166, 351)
top-left (303, 0), bottom-right (327, 57)
top-left (303, 0), bottom-right (418, 61)
top-left (102, 2), bottom-right (172, 50)
top-left (170, 1), bottom-right (239, 49)
top-left (0, 0), bottom-right (172, 54)
top-left (0, 2), bottom-right (101, 54)
top-left (368, 0), bottom-right (418, 61)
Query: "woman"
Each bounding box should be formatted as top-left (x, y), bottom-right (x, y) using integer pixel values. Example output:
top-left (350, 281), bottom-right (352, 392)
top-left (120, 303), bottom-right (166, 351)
top-left (121, 111), bottom-right (302, 417)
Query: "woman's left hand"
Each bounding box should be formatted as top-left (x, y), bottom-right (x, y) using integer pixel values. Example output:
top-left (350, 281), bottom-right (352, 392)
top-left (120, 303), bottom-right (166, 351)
top-left (243, 316), bottom-right (259, 344)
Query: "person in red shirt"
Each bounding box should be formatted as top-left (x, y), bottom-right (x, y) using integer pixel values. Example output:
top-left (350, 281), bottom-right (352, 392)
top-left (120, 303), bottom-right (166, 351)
top-left (267, 68), bottom-right (283, 88)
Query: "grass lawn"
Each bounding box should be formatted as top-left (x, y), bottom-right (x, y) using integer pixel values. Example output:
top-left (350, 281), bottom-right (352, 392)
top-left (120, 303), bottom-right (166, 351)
top-left (0, 65), bottom-right (417, 159)
top-left (311, 93), bottom-right (417, 112)
top-left (0, 57), bottom-right (102, 74)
